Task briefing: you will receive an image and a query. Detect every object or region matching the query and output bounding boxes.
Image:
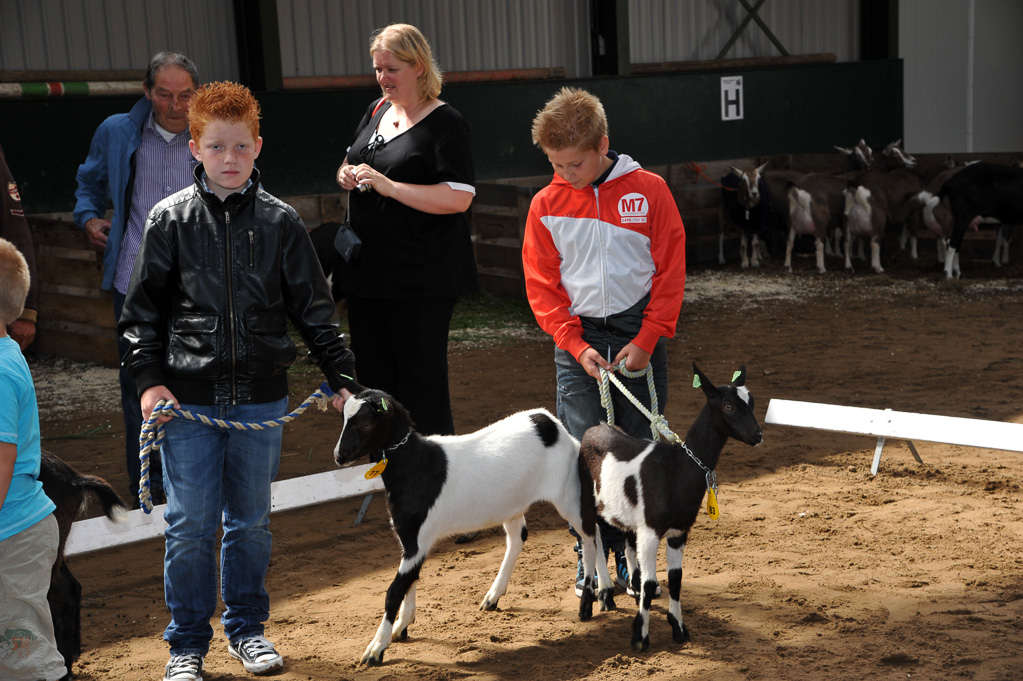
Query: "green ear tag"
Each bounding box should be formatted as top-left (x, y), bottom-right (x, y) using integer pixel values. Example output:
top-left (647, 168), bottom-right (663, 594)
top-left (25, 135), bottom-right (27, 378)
top-left (692, 374), bottom-right (701, 388)
top-left (381, 398), bottom-right (388, 411)
top-left (732, 370), bottom-right (742, 382)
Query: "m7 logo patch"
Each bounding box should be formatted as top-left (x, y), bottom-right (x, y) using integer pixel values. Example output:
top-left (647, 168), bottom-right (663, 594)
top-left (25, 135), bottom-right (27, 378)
top-left (618, 193), bottom-right (648, 223)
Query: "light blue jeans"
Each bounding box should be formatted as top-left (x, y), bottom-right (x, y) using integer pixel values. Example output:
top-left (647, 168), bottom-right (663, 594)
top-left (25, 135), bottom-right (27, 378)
top-left (160, 397), bottom-right (287, 656)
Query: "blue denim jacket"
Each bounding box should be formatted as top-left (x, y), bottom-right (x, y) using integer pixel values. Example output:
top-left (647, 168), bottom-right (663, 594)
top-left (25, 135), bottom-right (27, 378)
top-left (73, 98), bottom-right (151, 290)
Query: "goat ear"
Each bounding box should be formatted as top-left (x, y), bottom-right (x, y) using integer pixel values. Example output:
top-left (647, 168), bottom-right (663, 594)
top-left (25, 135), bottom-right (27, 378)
top-left (692, 363), bottom-right (715, 397)
top-left (755, 162), bottom-right (768, 174)
top-left (732, 365), bottom-right (747, 387)
top-left (728, 165), bottom-right (742, 177)
top-left (834, 145), bottom-right (853, 155)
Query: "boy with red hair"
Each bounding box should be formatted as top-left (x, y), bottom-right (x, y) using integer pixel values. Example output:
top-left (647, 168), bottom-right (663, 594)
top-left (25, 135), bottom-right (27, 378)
top-left (119, 82), bottom-right (357, 681)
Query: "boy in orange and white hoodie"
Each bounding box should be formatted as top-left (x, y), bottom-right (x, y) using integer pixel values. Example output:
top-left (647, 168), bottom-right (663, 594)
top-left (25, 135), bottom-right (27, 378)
top-left (522, 87), bottom-right (686, 595)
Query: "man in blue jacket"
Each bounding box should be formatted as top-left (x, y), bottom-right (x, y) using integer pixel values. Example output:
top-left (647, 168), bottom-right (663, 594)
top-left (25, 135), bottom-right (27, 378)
top-left (73, 51), bottom-right (199, 506)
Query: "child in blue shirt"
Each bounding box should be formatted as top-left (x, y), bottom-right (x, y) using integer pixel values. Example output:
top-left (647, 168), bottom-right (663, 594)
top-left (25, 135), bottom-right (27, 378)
top-left (0, 237), bottom-right (67, 681)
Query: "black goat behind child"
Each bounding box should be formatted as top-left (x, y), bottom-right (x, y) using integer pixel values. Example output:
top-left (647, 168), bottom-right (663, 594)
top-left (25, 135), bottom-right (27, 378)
top-left (580, 363), bottom-right (762, 652)
top-left (37, 450), bottom-right (127, 681)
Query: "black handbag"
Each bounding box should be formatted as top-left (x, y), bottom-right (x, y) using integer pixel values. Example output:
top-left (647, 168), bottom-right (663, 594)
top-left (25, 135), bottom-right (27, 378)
top-left (333, 218), bottom-right (362, 263)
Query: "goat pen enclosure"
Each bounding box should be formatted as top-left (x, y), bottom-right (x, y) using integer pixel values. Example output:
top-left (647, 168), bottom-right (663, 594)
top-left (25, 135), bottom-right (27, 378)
top-left (470, 152), bottom-right (1023, 297)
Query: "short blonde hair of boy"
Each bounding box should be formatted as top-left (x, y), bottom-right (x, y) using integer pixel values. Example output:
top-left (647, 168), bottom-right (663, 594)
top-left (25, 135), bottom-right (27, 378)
top-left (370, 23), bottom-right (443, 102)
top-left (0, 238), bottom-right (30, 326)
top-left (188, 81), bottom-right (261, 144)
top-left (531, 87), bottom-right (608, 152)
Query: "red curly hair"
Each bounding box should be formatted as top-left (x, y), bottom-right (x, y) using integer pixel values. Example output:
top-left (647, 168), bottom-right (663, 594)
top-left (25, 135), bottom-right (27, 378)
top-left (188, 81), bottom-right (261, 142)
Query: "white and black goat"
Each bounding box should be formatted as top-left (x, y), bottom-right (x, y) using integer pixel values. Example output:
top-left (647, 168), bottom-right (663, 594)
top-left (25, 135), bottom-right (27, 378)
top-left (718, 163), bottom-right (771, 269)
top-left (938, 161), bottom-right (1023, 278)
top-left (579, 363), bottom-right (762, 652)
top-left (333, 390), bottom-right (613, 666)
top-left (37, 450), bottom-right (128, 681)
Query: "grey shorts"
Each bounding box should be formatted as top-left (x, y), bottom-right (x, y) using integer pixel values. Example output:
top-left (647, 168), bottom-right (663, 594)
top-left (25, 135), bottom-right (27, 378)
top-left (0, 513), bottom-right (67, 681)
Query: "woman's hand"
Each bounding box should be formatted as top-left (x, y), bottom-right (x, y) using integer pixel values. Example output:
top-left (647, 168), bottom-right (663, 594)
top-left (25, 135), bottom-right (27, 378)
top-left (348, 163), bottom-right (395, 197)
top-left (336, 161), bottom-right (359, 191)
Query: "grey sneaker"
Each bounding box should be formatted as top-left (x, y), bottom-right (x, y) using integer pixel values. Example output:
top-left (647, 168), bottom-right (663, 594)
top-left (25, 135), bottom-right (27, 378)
top-left (164, 654), bottom-right (203, 681)
top-left (228, 636), bottom-right (284, 675)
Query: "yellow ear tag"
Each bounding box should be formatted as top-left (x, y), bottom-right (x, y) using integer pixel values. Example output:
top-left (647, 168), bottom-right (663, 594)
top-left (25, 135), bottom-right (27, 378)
top-left (732, 370), bottom-right (742, 382)
top-left (364, 458), bottom-right (388, 479)
top-left (706, 487), bottom-right (720, 520)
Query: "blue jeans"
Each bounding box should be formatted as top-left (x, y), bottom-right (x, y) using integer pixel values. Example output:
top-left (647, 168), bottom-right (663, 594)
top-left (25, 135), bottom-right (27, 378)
top-left (160, 397), bottom-right (287, 656)
top-left (554, 338), bottom-right (668, 442)
top-left (114, 290), bottom-right (161, 501)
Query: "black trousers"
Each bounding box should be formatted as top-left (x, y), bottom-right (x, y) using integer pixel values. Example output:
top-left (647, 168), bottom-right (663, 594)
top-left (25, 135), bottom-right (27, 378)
top-left (346, 294), bottom-right (457, 436)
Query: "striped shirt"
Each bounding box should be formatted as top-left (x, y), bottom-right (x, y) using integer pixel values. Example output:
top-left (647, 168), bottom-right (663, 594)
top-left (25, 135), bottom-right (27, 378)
top-left (113, 113), bottom-right (196, 294)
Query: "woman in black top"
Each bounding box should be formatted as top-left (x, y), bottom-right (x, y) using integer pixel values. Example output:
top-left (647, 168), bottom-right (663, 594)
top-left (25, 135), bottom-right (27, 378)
top-left (335, 23), bottom-right (478, 435)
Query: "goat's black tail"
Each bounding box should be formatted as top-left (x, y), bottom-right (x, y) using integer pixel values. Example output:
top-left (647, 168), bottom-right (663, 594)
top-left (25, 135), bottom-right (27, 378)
top-left (80, 474), bottom-right (129, 521)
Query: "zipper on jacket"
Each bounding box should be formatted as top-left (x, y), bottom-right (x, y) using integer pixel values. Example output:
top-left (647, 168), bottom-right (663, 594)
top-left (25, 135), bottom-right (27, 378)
top-left (248, 229), bottom-right (254, 268)
top-left (593, 186), bottom-right (612, 362)
top-left (225, 209), bottom-right (238, 404)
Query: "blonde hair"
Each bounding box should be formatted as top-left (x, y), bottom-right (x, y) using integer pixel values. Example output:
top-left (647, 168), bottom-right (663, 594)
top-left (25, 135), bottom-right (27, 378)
top-left (0, 238), bottom-right (30, 326)
top-left (370, 23), bottom-right (443, 101)
top-left (531, 87), bottom-right (608, 152)
top-left (189, 81), bottom-right (261, 143)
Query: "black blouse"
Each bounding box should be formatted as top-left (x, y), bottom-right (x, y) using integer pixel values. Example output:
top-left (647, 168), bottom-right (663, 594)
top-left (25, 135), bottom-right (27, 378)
top-left (337, 99), bottom-right (479, 299)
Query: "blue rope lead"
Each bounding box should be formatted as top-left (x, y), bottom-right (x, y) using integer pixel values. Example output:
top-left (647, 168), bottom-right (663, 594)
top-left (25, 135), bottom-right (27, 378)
top-left (137, 382), bottom-right (336, 514)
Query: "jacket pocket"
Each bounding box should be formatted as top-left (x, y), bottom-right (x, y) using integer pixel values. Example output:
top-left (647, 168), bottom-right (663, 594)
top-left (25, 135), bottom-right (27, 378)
top-left (167, 314), bottom-right (219, 377)
top-left (245, 310), bottom-right (296, 375)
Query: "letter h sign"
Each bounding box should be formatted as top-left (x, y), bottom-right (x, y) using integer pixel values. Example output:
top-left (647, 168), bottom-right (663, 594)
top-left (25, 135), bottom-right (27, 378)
top-left (721, 76), bottom-right (743, 121)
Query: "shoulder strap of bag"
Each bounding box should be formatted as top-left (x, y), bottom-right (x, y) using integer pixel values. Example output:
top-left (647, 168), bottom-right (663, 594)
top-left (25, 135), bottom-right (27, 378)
top-left (371, 97), bottom-right (387, 118)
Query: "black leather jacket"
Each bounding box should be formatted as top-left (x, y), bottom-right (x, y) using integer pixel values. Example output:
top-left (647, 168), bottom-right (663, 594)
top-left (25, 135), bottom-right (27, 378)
top-left (119, 165), bottom-right (356, 405)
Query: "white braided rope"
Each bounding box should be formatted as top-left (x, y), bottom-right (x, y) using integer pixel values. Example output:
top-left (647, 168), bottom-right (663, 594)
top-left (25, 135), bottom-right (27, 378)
top-left (137, 383), bottom-right (336, 513)
top-left (598, 361), bottom-right (680, 443)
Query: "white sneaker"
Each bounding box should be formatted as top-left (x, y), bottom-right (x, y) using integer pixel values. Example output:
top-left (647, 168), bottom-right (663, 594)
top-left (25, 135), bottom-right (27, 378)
top-left (164, 654), bottom-right (203, 681)
top-left (228, 636), bottom-right (284, 675)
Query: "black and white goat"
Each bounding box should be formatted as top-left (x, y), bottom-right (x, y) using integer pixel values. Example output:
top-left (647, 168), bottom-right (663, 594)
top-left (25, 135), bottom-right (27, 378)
top-left (579, 363), bottom-right (762, 652)
top-left (37, 450), bottom-right (128, 681)
top-left (333, 390), bottom-right (613, 666)
top-left (718, 163), bottom-right (771, 269)
top-left (939, 161), bottom-right (1023, 278)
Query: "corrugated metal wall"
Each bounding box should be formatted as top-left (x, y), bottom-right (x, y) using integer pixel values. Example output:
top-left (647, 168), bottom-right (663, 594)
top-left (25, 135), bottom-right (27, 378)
top-left (276, 0), bottom-right (592, 79)
top-left (900, 0), bottom-right (1023, 153)
top-left (0, 0), bottom-right (239, 82)
top-left (630, 0), bottom-right (861, 63)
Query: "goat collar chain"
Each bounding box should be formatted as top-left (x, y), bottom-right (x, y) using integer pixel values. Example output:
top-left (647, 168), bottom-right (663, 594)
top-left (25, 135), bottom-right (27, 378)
top-left (681, 441), bottom-right (720, 520)
top-left (387, 429), bottom-right (412, 451)
top-left (363, 430), bottom-right (413, 480)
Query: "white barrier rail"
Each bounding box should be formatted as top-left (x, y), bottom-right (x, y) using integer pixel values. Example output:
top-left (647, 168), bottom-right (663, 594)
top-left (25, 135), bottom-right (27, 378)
top-left (66, 464), bottom-right (385, 557)
top-left (765, 399), bottom-right (1023, 475)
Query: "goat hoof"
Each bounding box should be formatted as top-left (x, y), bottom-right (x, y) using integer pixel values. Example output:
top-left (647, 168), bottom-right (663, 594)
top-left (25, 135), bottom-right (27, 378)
top-left (397, 627), bottom-right (409, 641)
top-left (578, 589), bottom-right (595, 621)
top-left (670, 618), bottom-right (691, 644)
top-left (480, 599), bottom-right (499, 612)
top-left (361, 651), bottom-right (384, 666)
top-left (598, 588), bottom-right (616, 612)
top-left (631, 636), bottom-right (650, 653)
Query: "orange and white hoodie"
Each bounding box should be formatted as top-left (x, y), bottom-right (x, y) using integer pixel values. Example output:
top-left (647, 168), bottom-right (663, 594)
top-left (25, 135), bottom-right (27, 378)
top-left (522, 154), bottom-right (686, 362)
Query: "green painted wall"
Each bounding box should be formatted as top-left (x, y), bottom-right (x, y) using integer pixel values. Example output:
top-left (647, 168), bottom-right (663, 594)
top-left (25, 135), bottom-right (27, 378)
top-left (2, 60), bottom-right (901, 214)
